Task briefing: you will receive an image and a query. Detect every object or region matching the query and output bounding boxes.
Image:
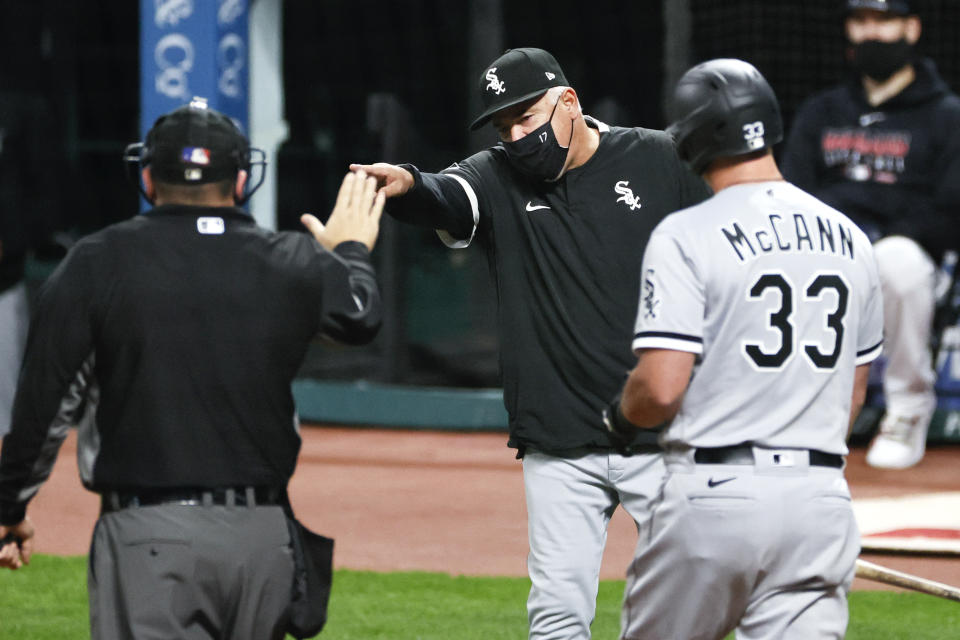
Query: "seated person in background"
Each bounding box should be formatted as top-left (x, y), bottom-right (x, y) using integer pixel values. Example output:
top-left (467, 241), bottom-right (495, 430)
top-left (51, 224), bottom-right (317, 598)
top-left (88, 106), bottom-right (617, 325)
top-left (781, 0), bottom-right (960, 469)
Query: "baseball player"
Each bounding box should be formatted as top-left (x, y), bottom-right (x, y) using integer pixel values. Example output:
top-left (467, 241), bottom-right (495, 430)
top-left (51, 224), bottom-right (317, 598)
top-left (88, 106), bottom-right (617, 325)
top-left (606, 59), bottom-right (884, 639)
top-left (0, 99), bottom-right (384, 639)
top-left (353, 48), bottom-right (710, 639)
top-left (782, 0), bottom-right (960, 469)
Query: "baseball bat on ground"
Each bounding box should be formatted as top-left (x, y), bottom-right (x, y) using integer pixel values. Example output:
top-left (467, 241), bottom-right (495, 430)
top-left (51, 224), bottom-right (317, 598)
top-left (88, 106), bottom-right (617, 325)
top-left (855, 558), bottom-right (960, 602)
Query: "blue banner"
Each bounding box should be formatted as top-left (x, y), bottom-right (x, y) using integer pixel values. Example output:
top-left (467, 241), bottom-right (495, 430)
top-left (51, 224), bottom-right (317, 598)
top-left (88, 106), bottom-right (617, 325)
top-left (140, 0), bottom-right (249, 138)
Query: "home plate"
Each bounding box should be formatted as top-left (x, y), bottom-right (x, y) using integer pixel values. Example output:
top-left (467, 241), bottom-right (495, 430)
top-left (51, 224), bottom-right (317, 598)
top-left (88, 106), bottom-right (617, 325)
top-left (853, 492), bottom-right (960, 555)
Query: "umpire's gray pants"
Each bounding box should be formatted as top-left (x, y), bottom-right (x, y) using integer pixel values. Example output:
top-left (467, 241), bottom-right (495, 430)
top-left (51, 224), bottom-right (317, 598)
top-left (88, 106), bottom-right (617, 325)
top-left (523, 449), bottom-right (664, 640)
top-left (89, 502), bottom-right (295, 640)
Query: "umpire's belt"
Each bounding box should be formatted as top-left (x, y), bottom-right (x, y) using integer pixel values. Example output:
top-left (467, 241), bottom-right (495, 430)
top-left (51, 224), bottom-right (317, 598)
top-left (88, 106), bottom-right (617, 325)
top-left (100, 486), bottom-right (284, 514)
top-left (693, 445), bottom-right (843, 468)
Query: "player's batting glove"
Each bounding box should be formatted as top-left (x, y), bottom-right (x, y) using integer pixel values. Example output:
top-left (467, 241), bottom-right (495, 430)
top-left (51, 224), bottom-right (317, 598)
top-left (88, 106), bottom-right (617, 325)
top-left (603, 394), bottom-right (639, 445)
top-left (603, 394), bottom-right (667, 452)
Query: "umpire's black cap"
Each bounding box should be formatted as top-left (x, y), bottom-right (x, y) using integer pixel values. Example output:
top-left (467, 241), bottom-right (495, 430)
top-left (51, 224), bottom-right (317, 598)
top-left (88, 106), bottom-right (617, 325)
top-left (469, 48), bottom-right (569, 131)
top-left (144, 96), bottom-right (249, 184)
top-left (845, 0), bottom-right (913, 15)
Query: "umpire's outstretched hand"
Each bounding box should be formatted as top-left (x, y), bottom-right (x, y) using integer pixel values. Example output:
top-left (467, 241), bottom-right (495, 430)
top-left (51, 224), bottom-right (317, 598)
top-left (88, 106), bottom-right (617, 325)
top-left (302, 169), bottom-right (385, 252)
top-left (349, 162), bottom-right (414, 198)
top-left (0, 517), bottom-right (35, 570)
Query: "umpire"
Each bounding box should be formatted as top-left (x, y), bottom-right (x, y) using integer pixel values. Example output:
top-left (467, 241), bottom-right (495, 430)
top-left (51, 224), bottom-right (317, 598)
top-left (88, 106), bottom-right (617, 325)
top-left (0, 98), bottom-right (384, 639)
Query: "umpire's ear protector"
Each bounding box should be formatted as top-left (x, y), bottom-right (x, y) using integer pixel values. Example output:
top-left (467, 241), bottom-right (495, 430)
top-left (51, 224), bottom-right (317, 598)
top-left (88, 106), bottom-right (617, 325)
top-left (122, 105), bottom-right (267, 206)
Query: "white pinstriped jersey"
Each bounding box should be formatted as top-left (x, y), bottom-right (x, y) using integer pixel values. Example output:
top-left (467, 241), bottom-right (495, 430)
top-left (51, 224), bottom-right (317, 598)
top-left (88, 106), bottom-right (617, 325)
top-left (632, 181), bottom-right (883, 454)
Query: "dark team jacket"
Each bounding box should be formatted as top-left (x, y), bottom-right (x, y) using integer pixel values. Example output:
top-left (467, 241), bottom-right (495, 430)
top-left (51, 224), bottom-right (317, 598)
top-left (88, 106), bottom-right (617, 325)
top-left (781, 58), bottom-right (960, 262)
top-left (389, 118), bottom-right (710, 455)
top-left (0, 204), bottom-right (381, 525)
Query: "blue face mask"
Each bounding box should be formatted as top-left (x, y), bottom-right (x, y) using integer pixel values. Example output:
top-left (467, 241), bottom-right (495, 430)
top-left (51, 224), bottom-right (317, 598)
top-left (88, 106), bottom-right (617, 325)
top-left (501, 96), bottom-right (574, 182)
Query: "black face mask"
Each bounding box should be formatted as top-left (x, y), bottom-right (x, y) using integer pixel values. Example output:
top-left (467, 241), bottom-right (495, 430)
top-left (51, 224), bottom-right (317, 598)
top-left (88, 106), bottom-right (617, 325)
top-left (849, 39), bottom-right (914, 82)
top-left (501, 97), bottom-right (574, 182)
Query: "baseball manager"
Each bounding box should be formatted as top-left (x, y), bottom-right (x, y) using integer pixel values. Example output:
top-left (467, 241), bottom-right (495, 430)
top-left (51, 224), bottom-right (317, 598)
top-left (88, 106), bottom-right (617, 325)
top-left (353, 47), bottom-right (709, 639)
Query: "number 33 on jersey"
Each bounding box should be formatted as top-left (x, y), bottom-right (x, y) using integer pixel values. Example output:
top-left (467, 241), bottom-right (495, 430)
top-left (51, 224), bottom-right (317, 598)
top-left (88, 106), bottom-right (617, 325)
top-left (632, 180), bottom-right (883, 451)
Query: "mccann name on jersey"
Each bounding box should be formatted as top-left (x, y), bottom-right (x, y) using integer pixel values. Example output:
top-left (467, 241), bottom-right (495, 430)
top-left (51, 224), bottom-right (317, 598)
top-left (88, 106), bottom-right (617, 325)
top-left (721, 212), bottom-right (855, 263)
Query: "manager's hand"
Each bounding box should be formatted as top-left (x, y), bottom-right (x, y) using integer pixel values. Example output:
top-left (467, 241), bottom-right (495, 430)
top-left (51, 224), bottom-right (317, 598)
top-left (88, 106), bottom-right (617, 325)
top-left (349, 162), bottom-right (415, 199)
top-left (302, 169), bottom-right (385, 252)
top-left (0, 517), bottom-right (35, 570)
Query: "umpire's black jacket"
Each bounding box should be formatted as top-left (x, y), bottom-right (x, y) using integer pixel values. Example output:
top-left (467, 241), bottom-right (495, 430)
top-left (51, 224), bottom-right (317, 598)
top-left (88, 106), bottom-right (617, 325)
top-left (0, 204), bottom-right (381, 525)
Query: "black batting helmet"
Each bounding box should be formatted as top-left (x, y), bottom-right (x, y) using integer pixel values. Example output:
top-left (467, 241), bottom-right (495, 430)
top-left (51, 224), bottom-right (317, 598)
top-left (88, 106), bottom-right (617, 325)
top-left (666, 58), bottom-right (783, 174)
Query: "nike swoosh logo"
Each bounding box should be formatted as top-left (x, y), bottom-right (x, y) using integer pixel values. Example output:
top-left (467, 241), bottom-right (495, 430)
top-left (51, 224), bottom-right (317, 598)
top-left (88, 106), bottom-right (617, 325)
top-left (707, 477), bottom-right (736, 488)
top-left (525, 202), bottom-right (551, 212)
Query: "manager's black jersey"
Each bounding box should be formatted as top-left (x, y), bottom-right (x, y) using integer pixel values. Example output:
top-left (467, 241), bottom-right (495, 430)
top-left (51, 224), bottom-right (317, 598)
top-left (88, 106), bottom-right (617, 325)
top-left (391, 118), bottom-right (710, 453)
top-left (0, 205), bottom-right (380, 525)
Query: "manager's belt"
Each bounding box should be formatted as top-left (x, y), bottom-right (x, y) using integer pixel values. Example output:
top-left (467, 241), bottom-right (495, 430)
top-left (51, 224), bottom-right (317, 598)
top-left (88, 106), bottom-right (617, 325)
top-left (100, 486), bottom-right (284, 514)
top-left (693, 445), bottom-right (843, 468)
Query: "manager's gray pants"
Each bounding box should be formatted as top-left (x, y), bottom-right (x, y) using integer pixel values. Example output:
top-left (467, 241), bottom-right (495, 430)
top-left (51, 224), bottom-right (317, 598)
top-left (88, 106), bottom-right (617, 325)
top-left (523, 449), bottom-right (664, 640)
top-left (89, 502), bottom-right (295, 640)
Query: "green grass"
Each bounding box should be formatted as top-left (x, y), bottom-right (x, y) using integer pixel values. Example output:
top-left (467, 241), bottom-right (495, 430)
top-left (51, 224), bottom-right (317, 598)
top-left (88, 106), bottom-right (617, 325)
top-left (0, 555), bottom-right (89, 638)
top-left (1, 556), bottom-right (957, 639)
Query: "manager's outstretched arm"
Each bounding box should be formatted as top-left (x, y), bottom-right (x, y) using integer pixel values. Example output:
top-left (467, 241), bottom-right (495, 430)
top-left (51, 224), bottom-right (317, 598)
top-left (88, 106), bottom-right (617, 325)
top-left (350, 162), bottom-right (475, 241)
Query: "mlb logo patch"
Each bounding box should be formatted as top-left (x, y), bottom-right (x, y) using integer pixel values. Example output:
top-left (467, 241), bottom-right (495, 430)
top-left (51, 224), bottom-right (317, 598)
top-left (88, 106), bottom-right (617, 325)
top-left (182, 146), bottom-right (211, 165)
top-left (197, 216), bottom-right (225, 235)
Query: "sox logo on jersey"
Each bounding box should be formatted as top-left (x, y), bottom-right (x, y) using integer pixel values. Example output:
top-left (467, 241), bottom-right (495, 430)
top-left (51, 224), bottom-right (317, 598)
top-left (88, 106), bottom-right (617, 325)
top-left (485, 68), bottom-right (506, 95)
top-left (614, 180), bottom-right (643, 211)
top-left (642, 268), bottom-right (660, 319)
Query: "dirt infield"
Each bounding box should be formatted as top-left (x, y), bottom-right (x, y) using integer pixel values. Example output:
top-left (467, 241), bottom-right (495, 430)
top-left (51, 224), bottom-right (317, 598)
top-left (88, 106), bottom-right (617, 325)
top-left (25, 427), bottom-right (960, 592)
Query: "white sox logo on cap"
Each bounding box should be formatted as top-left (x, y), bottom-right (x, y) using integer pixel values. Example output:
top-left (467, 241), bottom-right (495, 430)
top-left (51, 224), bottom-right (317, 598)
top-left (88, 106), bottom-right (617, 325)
top-left (485, 68), bottom-right (506, 95)
top-left (470, 48), bottom-right (568, 130)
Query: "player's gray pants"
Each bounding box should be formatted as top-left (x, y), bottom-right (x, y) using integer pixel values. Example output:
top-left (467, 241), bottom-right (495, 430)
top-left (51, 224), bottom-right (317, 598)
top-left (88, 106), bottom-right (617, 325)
top-left (88, 502), bottom-right (295, 640)
top-left (875, 236), bottom-right (937, 417)
top-left (523, 449), bottom-right (664, 640)
top-left (621, 448), bottom-right (859, 640)
top-left (0, 282), bottom-right (29, 438)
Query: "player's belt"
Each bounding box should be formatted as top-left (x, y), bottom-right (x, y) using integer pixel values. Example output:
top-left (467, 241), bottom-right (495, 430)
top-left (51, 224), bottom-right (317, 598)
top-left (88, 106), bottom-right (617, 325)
top-left (693, 445), bottom-right (843, 468)
top-left (100, 486), bottom-right (285, 513)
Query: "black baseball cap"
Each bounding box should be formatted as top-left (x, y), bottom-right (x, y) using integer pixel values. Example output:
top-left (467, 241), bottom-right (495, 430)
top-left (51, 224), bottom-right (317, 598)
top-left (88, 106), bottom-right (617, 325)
top-left (469, 47), bottom-right (569, 131)
top-left (845, 0), bottom-right (912, 15)
top-left (144, 97), bottom-right (248, 184)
